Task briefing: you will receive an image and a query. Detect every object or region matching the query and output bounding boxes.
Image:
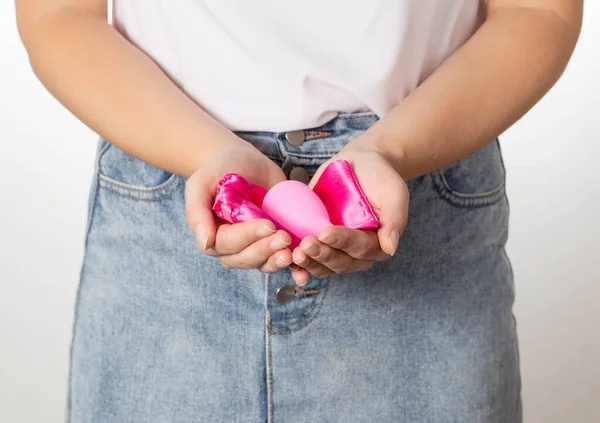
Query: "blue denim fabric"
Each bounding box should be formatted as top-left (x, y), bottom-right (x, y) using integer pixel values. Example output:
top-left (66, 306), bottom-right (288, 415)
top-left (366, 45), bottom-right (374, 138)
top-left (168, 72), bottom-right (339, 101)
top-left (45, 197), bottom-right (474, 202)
top-left (67, 112), bottom-right (521, 423)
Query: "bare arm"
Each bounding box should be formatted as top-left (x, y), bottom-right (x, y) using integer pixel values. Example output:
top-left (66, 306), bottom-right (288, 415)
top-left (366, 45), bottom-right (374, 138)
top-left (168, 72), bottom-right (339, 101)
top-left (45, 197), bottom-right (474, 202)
top-left (16, 0), bottom-right (244, 178)
top-left (353, 0), bottom-right (583, 180)
top-left (17, 0), bottom-right (297, 273)
top-left (293, 0), bottom-right (584, 283)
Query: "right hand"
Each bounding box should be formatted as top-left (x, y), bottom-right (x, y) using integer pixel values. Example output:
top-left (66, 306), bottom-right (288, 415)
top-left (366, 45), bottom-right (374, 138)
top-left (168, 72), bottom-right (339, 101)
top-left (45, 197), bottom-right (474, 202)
top-left (185, 142), bottom-right (293, 272)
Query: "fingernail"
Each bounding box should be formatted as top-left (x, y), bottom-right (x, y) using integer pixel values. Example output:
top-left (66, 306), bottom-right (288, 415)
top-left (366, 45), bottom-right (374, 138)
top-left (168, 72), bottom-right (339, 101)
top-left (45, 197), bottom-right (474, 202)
top-left (303, 241), bottom-right (321, 257)
top-left (388, 229), bottom-right (400, 256)
top-left (270, 238), bottom-right (291, 250)
top-left (321, 235), bottom-right (338, 246)
top-left (194, 224), bottom-right (208, 251)
top-left (257, 225), bottom-right (277, 237)
top-left (294, 253), bottom-right (310, 267)
top-left (294, 274), bottom-right (308, 286)
top-left (276, 257), bottom-right (289, 268)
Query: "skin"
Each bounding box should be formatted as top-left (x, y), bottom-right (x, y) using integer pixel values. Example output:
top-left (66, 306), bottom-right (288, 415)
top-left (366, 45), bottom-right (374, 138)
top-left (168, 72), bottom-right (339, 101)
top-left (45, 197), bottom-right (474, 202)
top-left (17, 0), bottom-right (583, 285)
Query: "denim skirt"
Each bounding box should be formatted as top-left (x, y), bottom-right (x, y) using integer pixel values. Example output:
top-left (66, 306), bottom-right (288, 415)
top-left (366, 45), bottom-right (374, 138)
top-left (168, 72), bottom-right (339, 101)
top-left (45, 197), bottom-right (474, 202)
top-left (67, 112), bottom-right (521, 423)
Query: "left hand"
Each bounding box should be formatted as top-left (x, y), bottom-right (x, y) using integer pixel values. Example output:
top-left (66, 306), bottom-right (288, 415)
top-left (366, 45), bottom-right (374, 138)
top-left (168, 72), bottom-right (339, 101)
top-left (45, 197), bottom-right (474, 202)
top-left (290, 137), bottom-right (409, 285)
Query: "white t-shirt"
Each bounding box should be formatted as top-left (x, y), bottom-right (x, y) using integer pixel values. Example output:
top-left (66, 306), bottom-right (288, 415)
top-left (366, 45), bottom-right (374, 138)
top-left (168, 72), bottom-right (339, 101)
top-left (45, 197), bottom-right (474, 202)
top-left (114, 1), bottom-right (483, 132)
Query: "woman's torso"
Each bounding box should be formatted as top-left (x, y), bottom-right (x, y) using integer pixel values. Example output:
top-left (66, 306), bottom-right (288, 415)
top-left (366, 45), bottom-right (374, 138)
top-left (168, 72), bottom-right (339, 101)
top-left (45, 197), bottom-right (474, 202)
top-left (114, 0), bottom-right (484, 131)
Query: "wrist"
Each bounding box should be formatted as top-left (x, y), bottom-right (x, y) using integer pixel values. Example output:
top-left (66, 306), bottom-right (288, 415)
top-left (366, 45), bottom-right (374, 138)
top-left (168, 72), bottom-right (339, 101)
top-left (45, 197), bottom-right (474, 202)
top-left (345, 132), bottom-right (407, 176)
top-left (181, 134), bottom-right (254, 178)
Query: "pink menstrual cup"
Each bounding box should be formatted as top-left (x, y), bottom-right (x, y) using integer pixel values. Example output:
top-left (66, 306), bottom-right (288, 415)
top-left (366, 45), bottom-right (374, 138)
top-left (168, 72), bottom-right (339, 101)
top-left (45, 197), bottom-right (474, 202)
top-left (262, 180), bottom-right (333, 243)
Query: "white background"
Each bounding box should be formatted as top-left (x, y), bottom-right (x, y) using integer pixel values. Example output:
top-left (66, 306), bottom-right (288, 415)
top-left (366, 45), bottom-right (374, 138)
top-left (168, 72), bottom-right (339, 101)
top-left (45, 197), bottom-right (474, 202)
top-left (1, 2), bottom-right (598, 423)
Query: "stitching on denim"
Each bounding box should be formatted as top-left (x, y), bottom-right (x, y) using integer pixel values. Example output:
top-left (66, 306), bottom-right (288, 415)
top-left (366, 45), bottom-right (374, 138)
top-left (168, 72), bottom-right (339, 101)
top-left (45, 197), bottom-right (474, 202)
top-left (344, 114), bottom-right (377, 119)
top-left (269, 279), bottom-right (329, 335)
top-left (97, 139), bottom-right (193, 195)
top-left (99, 179), bottom-right (186, 202)
top-left (266, 289), bottom-right (320, 328)
top-left (285, 151), bottom-right (339, 159)
top-left (269, 296), bottom-right (317, 328)
top-left (335, 113), bottom-right (377, 120)
top-left (97, 138), bottom-right (113, 175)
top-left (265, 274), bottom-right (274, 423)
top-left (431, 171), bottom-right (506, 208)
top-left (267, 294), bottom-right (319, 328)
top-left (304, 131), bottom-right (333, 141)
top-left (98, 173), bottom-right (181, 193)
top-left (296, 288), bottom-right (320, 296)
top-left (438, 170), bottom-right (505, 199)
top-left (269, 288), bottom-right (328, 334)
top-left (66, 142), bottom-right (105, 423)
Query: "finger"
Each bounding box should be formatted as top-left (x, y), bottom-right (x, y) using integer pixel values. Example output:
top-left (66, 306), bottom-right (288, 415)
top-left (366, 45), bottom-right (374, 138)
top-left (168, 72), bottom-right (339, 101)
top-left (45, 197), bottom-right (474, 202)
top-left (291, 267), bottom-right (311, 286)
top-left (292, 248), bottom-right (335, 280)
top-left (300, 237), bottom-right (374, 274)
top-left (260, 249), bottom-right (294, 273)
top-left (318, 226), bottom-right (389, 261)
top-left (376, 182), bottom-right (410, 256)
top-left (219, 230), bottom-right (291, 270)
top-left (210, 219), bottom-right (278, 256)
top-left (185, 175), bottom-right (218, 252)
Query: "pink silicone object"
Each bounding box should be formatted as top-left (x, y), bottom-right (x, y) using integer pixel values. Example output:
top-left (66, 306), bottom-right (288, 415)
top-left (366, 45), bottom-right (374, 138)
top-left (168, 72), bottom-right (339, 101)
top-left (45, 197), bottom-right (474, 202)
top-left (211, 160), bottom-right (379, 249)
top-left (262, 180), bottom-right (333, 244)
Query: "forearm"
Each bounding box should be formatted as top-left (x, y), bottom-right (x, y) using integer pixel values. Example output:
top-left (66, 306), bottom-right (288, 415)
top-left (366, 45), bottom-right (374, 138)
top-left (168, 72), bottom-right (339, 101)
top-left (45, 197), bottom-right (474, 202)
top-left (360, 4), bottom-right (582, 181)
top-left (18, 6), bottom-right (242, 177)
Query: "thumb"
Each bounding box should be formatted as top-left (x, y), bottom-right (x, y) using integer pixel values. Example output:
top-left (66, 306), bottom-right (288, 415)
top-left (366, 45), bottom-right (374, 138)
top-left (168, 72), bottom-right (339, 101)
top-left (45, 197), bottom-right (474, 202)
top-left (185, 172), bottom-right (218, 252)
top-left (376, 182), bottom-right (409, 256)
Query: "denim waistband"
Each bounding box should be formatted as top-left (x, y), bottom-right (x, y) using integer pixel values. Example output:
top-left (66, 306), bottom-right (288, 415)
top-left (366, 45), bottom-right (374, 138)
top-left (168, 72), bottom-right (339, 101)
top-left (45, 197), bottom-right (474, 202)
top-left (235, 112), bottom-right (379, 161)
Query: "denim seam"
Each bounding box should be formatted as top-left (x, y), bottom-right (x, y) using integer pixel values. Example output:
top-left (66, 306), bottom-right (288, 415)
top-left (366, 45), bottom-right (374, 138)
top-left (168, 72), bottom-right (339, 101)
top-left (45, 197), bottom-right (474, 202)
top-left (97, 138), bottom-right (189, 197)
top-left (66, 145), bottom-right (104, 423)
top-left (431, 171), bottom-right (506, 208)
top-left (97, 138), bottom-right (114, 175)
top-left (304, 131), bottom-right (333, 141)
top-left (264, 274), bottom-right (274, 423)
top-left (268, 279), bottom-right (329, 335)
top-left (98, 173), bottom-right (182, 193)
top-left (284, 151), bottom-right (339, 159)
top-left (99, 179), bottom-right (186, 202)
top-left (336, 113), bottom-right (377, 120)
top-left (272, 134), bottom-right (287, 161)
top-left (438, 170), bottom-right (506, 199)
top-left (267, 293), bottom-right (320, 328)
